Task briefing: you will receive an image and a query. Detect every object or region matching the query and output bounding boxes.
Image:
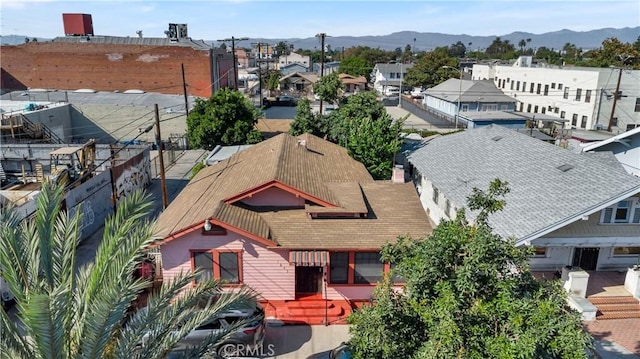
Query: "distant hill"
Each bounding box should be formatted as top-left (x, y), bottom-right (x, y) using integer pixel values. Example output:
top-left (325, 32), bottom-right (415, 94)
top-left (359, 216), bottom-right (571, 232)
top-left (2, 27), bottom-right (638, 52)
top-left (225, 27), bottom-right (639, 52)
top-left (0, 35), bottom-right (48, 45)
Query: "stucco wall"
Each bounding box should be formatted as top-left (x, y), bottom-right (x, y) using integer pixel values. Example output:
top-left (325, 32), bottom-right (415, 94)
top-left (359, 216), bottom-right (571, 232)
top-left (1, 42), bottom-right (214, 98)
top-left (160, 230), bottom-right (295, 301)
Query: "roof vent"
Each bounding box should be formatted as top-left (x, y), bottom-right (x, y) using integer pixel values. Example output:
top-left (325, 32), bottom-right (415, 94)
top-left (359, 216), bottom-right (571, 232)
top-left (491, 136), bottom-right (503, 141)
top-left (557, 164), bottom-right (574, 172)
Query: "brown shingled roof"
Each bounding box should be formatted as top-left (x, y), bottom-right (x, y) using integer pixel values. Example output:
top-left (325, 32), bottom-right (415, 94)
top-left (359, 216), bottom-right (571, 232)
top-left (156, 133), bottom-right (373, 238)
top-left (261, 182), bottom-right (431, 248)
top-left (156, 133), bottom-right (431, 248)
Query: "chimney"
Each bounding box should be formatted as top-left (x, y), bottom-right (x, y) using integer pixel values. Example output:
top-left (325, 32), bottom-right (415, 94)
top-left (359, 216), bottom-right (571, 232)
top-left (297, 139), bottom-right (307, 147)
top-left (391, 165), bottom-right (405, 183)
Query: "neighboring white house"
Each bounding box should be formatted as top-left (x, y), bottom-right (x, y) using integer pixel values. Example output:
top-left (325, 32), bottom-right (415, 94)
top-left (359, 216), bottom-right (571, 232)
top-left (582, 126), bottom-right (640, 177)
top-left (472, 57), bottom-right (640, 133)
top-left (422, 79), bottom-right (517, 123)
top-left (405, 125), bottom-right (640, 272)
top-left (372, 63), bottom-right (414, 95)
top-left (277, 52), bottom-right (310, 70)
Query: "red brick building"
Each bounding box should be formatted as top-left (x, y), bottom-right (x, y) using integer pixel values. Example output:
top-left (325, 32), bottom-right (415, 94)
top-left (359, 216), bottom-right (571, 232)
top-left (1, 36), bottom-right (234, 98)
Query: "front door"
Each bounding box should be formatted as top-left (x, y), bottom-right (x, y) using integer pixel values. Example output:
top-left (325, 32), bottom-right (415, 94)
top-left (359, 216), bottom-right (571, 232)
top-left (295, 266), bottom-right (323, 294)
top-left (572, 247), bottom-right (599, 270)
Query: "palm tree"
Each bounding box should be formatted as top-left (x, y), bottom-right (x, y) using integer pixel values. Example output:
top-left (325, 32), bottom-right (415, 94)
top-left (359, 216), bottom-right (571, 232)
top-left (518, 39), bottom-right (527, 52)
top-left (0, 182), bottom-right (257, 358)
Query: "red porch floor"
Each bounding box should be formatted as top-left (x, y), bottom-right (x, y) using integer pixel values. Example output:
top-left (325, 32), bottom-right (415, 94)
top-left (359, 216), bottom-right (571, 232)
top-left (260, 296), bottom-right (356, 325)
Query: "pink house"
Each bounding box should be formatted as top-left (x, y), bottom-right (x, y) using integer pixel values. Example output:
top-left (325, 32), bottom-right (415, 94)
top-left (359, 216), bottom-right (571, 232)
top-left (155, 133), bottom-right (431, 324)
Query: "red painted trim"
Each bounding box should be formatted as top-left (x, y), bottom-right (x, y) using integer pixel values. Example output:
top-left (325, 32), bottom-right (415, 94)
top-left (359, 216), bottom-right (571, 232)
top-left (154, 219), bottom-right (277, 248)
top-left (348, 252), bottom-right (355, 284)
top-left (213, 249), bottom-right (243, 285)
top-left (190, 249), bottom-right (243, 286)
top-left (209, 219), bottom-right (276, 247)
top-left (223, 180), bottom-right (338, 208)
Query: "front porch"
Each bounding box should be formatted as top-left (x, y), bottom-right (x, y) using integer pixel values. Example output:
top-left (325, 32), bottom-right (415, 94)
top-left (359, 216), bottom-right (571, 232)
top-left (534, 270), bottom-right (640, 320)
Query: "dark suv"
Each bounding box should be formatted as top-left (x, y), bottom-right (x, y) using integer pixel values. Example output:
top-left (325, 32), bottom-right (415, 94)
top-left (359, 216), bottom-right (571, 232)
top-left (143, 304), bottom-right (267, 358)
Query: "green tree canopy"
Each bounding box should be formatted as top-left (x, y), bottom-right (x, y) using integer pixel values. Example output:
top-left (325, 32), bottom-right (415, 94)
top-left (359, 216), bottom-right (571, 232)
top-left (327, 91), bottom-right (403, 180)
top-left (404, 47), bottom-right (458, 89)
top-left (0, 183), bottom-right (258, 358)
top-left (348, 179), bottom-right (593, 359)
top-left (338, 56), bottom-right (372, 78)
top-left (186, 88), bottom-right (262, 149)
top-left (313, 72), bottom-right (344, 105)
top-left (289, 97), bottom-right (325, 137)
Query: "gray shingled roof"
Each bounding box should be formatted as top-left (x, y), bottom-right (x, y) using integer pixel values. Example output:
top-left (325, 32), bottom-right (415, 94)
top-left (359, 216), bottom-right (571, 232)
top-left (374, 63), bottom-right (414, 73)
top-left (407, 125), bottom-right (640, 243)
top-left (425, 79), bottom-right (515, 103)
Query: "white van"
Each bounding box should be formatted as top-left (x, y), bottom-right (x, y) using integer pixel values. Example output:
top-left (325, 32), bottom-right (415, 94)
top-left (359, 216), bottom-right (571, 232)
top-left (384, 86), bottom-right (400, 96)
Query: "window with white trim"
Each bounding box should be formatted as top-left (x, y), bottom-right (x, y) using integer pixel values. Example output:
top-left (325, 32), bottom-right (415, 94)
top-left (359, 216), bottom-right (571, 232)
top-left (613, 247), bottom-right (640, 256)
top-left (600, 198), bottom-right (640, 224)
top-left (432, 186), bottom-right (439, 204)
top-left (533, 247), bottom-right (547, 257)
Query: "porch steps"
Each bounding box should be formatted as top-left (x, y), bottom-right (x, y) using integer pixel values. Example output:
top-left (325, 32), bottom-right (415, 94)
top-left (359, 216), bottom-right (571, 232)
top-left (588, 296), bottom-right (640, 320)
top-left (260, 299), bottom-right (352, 325)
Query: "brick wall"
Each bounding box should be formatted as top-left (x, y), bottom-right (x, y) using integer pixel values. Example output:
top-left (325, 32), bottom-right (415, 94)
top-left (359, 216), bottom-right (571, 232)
top-left (1, 42), bottom-right (217, 98)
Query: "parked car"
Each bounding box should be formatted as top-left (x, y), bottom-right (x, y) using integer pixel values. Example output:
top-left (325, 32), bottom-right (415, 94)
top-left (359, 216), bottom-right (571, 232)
top-left (141, 303), bottom-right (266, 358)
top-left (329, 342), bottom-right (351, 359)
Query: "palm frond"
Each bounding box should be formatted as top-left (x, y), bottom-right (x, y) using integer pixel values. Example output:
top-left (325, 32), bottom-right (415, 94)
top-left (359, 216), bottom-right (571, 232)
top-left (77, 277), bottom-right (151, 358)
top-left (34, 182), bottom-right (66, 290)
top-left (81, 190), bottom-right (154, 304)
top-left (125, 273), bottom-right (257, 359)
top-left (0, 207), bottom-right (31, 303)
top-left (19, 292), bottom-right (67, 359)
top-left (1, 306), bottom-right (36, 359)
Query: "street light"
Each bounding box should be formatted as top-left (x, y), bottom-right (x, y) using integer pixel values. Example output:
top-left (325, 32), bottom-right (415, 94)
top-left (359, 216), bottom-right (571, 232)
top-left (442, 65), bottom-right (463, 129)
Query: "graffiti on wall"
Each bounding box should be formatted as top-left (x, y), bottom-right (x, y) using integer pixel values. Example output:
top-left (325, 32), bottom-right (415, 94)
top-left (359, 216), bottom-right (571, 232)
top-left (65, 170), bottom-right (114, 242)
top-left (112, 149), bottom-right (151, 204)
top-left (68, 200), bottom-right (95, 230)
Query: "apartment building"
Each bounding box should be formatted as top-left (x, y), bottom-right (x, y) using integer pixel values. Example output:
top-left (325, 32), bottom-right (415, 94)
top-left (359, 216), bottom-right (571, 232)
top-left (473, 57), bottom-right (640, 133)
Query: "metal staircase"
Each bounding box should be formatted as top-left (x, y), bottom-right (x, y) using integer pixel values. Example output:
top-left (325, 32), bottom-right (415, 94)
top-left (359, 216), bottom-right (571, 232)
top-left (1, 113), bottom-right (64, 144)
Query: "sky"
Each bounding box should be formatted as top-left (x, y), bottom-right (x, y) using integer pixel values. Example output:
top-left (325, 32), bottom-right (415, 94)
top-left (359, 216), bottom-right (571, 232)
top-left (1, 0), bottom-right (638, 40)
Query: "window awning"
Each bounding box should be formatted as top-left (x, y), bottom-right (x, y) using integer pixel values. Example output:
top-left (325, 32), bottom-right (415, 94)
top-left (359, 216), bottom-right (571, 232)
top-left (289, 250), bottom-right (329, 266)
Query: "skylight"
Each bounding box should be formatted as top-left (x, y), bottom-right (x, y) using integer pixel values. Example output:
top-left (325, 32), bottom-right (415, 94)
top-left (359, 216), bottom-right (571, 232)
top-left (557, 164), bottom-right (574, 172)
top-left (491, 136), bottom-right (503, 141)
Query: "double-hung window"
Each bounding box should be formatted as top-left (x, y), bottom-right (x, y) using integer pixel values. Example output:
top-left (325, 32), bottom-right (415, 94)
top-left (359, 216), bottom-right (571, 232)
top-left (329, 252), bottom-right (349, 284)
top-left (192, 250), bottom-right (242, 284)
top-left (354, 252), bottom-right (384, 284)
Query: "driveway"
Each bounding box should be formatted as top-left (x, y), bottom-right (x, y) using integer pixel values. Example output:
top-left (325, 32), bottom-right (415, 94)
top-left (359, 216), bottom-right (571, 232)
top-left (262, 324), bottom-right (350, 359)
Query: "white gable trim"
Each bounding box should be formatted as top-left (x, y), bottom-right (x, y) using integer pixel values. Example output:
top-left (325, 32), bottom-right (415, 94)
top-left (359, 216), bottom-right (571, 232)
top-left (582, 126), bottom-right (640, 152)
top-left (518, 186), bottom-right (640, 245)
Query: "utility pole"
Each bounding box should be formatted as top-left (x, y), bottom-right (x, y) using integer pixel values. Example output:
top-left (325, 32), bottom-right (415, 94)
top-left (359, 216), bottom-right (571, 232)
top-left (181, 63), bottom-right (189, 117)
top-left (154, 104), bottom-right (168, 210)
top-left (316, 33), bottom-right (327, 115)
top-left (607, 67), bottom-right (623, 132)
top-left (217, 36), bottom-right (249, 90)
top-left (255, 42), bottom-right (266, 108)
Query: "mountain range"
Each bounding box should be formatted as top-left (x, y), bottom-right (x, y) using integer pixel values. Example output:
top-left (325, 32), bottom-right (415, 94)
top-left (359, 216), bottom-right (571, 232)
top-left (2, 27), bottom-right (638, 52)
